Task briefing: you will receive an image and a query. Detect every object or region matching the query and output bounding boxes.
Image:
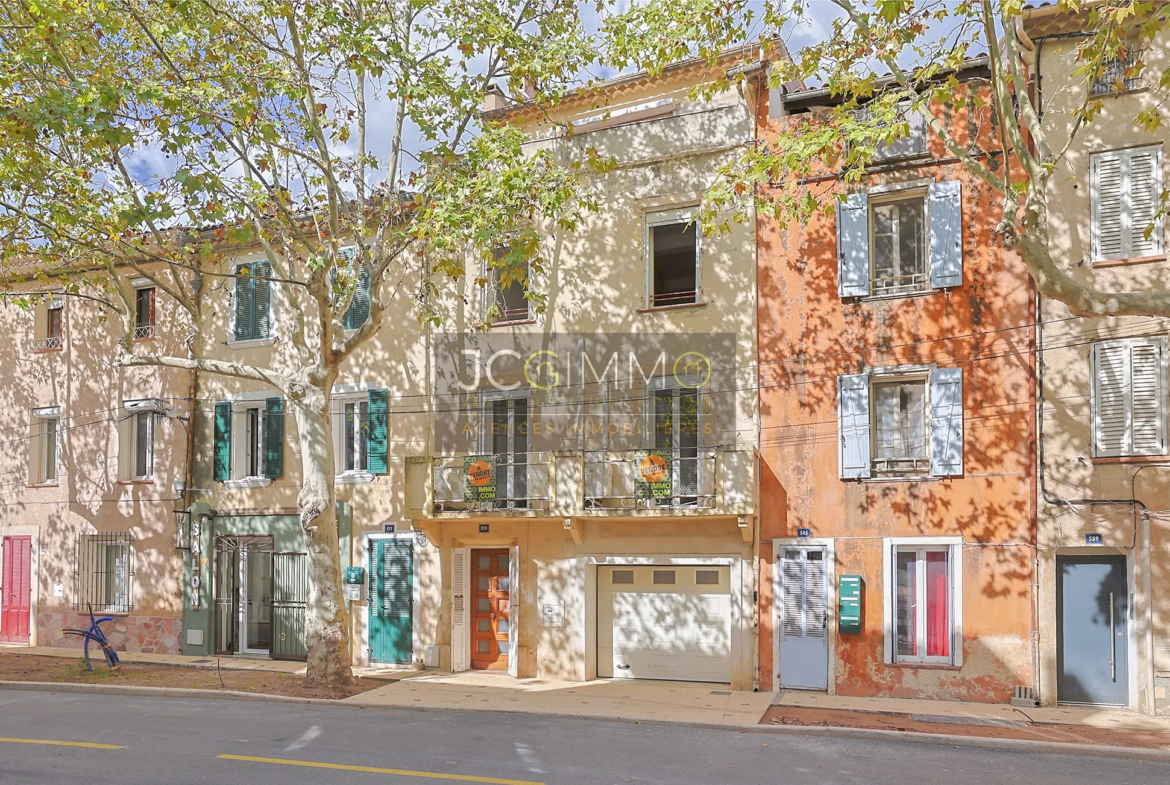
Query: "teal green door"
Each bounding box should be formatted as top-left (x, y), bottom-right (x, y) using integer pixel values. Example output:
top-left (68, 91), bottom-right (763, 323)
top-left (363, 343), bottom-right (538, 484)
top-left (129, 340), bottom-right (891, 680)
top-left (370, 539), bottom-right (413, 664)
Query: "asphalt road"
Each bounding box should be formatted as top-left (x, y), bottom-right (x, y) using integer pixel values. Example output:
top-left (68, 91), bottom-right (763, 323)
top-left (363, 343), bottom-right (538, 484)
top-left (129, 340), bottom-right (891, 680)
top-left (0, 688), bottom-right (1167, 785)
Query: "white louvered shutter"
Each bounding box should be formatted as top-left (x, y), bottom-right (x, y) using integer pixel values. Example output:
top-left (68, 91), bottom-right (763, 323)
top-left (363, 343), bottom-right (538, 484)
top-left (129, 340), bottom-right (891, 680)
top-left (1092, 146), bottom-right (1164, 261)
top-left (781, 552), bottom-right (804, 639)
top-left (1129, 146), bottom-right (1164, 259)
top-left (1093, 339), bottom-right (1167, 457)
top-left (451, 548), bottom-right (469, 672)
top-left (805, 552), bottom-right (827, 639)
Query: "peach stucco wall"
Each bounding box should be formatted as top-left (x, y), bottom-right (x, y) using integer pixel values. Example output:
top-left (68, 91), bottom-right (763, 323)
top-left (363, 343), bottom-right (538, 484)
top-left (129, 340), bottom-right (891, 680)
top-left (756, 85), bottom-right (1037, 702)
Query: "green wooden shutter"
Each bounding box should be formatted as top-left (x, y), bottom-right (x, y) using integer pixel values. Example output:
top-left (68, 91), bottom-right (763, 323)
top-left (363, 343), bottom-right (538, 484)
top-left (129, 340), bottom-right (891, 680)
top-left (253, 262), bottom-right (272, 339)
top-left (234, 267), bottom-right (254, 341)
top-left (213, 402), bottom-right (232, 481)
top-left (264, 396), bottom-right (284, 480)
top-left (367, 388), bottom-right (388, 474)
top-left (344, 264), bottom-right (371, 330)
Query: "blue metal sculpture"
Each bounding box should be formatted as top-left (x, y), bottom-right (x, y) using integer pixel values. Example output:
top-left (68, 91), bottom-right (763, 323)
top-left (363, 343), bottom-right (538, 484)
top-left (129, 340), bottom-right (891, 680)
top-left (63, 605), bottom-right (122, 673)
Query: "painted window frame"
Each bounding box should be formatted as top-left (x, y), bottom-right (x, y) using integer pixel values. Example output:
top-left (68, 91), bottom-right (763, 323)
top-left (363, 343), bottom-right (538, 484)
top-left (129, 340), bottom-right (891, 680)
top-left (645, 206), bottom-right (702, 308)
top-left (869, 366), bottom-right (932, 479)
top-left (29, 406), bottom-right (61, 485)
top-left (332, 385), bottom-right (377, 483)
top-left (869, 187), bottom-right (931, 298)
top-left (882, 536), bottom-right (963, 667)
top-left (223, 391), bottom-right (279, 487)
top-left (1089, 144), bottom-right (1164, 263)
top-left (118, 400), bottom-right (157, 481)
top-left (484, 248), bottom-right (531, 325)
top-left (131, 277), bottom-right (156, 340)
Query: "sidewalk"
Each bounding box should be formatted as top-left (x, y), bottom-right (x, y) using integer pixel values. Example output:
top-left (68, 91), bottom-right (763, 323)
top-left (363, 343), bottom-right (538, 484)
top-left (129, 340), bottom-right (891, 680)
top-left (771, 689), bottom-right (1170, 732)
top-left (353, 671), bottom-right (775, 727)
top-left (0, 644), bottom-right (413, 680)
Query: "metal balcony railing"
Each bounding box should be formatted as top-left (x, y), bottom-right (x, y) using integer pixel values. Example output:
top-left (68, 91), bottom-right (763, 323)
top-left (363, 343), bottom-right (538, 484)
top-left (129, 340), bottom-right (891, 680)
top-left (134, 324), bottom-right (155, 340)
top-left (584, 448), bottom-right (717, 510)
top-left (871, 271), bottom-right (928, 296)
top-left (432, 452), bottom-right (550, 512)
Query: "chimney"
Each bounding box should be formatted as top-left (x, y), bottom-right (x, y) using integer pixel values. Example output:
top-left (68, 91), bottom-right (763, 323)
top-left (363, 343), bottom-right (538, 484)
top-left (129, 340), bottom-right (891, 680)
top-left (481, 83), bottom-right (507, 112)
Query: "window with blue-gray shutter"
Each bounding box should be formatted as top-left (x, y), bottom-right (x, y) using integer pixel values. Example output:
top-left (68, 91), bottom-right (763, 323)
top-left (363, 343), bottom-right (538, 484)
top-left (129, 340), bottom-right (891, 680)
top-left (838, 374), bottom-right (871, 479)
top-left (929, 181), bottom-right (962, 288)
top-left (233, 261), bottom-right (272, 341)
top-left (837, 194), bottom-right (870, 297)
top-left (929, 367), bottom-right (964, 476)
top-left (213, 401), bottom-right (232, 481)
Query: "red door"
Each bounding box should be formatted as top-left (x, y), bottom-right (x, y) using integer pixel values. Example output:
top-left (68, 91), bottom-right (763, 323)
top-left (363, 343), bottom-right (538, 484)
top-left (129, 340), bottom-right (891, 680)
top-left (1, 536), bottom-right (32, 644)
top-left (471, 549), bottom-right (510, 670)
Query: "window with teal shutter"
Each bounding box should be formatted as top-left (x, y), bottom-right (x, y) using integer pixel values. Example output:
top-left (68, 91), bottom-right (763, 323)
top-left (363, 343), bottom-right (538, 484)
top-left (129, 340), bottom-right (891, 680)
top-left (343, 263), bottom-right (371, 330)
top-left (233, 262), bottom-right (272, 341)
top-left (213, 402), bottom-right (232, 481)
top-left (367, 388), bottom-right (388, 474)
top-left (264, 397), bottom-right (285, 479)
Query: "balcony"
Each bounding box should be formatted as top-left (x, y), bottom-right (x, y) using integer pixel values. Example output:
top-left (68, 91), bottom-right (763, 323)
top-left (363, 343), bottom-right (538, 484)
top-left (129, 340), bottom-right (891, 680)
top-left (408, 446), bottom-right (755, 532)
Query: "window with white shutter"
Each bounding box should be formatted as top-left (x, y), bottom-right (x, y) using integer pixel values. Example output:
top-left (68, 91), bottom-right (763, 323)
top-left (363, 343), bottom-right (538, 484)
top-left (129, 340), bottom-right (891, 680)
top-left (1091, 146), bottom-right (1164, 262)
top-left (1091, 338), bottom-right (1168, 457)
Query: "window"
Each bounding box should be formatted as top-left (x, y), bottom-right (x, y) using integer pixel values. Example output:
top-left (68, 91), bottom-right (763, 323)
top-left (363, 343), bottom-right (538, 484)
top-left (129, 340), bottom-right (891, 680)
top-left (118, 402), bottom-right (155, 481)
top-left (872, 195), bottom-right (928, 295)
top-left (1091, 338), bottom-right (1167, 457)
top-left (75, 533), bottom-right (134, 615)
top-left (1091, 146), bottom-right (1163, 262)
top-left (890, 543), bottom-right (956, 665)
top-left (232, 261), bottom-right (272, 342)
top-left (647, 211), bottom-right (699, 307)
top-left (134, 287), bottom-right (155, 340)
top-left (1092, 43), bottom-right (1142, 96)
top-left (29, 407), bottom-right (60, 485)
top-left (858, 101), bottom-right (928, 162)
top-left (330, 388), bottom-right (389, 481)
top-left (487, 250), bottom-right (529, 324)
top-left (873, 379), bottom-right (927, 474)
top-left (213, 397), bottom-right (285, 484)
top-left (649, 382), bottom-right (702, 505)
top-left (32, 294), bottom-right (64, 352)
top-left (652, 570), bottom-right (676, 585)
top-left (838, 368), bottom-right (963, 480)
top-left (484, 391), bottom-right (530, 507)
top-left (335, 247), bottom-right (370, 330)
top-left (837, 181), bottom-right (962, 298)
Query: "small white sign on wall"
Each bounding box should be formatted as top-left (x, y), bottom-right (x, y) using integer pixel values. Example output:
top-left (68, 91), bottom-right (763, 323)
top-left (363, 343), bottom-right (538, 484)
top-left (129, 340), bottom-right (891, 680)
top-left (539, 598), bottom-right (565, 628)
top-left (53, 584), bottom-right (64, 598)
top-left (344, 584), bottom-right (362, 602)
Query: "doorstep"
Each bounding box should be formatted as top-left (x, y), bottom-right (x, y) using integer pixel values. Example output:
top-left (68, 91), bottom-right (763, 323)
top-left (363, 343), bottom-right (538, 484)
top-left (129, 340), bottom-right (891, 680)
top-left (771, 690), bottom-right (1170, 732)
top-left (350, 672), bottom-right (774, 727)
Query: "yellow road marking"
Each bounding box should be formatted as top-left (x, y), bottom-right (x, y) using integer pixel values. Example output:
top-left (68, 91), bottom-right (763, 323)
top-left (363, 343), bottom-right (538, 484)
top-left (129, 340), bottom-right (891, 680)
top-left (0, 737), bottom-right (121, 750)
top-left (217, 754), bottom-right (544, 785)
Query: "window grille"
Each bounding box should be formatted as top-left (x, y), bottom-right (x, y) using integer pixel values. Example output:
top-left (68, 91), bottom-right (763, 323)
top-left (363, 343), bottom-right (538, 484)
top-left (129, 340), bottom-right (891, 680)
top-left (1092, 46), bottom-right (1141, 96)
top-left (75, 533), bottom-right (134, 614)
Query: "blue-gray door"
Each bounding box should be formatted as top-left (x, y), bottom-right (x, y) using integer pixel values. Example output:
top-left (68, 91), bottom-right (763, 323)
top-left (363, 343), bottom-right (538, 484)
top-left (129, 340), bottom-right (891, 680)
top-left (779, 547), bottom-right (828, 690)
top-left (1057, 555), bottom-right (1128, 706)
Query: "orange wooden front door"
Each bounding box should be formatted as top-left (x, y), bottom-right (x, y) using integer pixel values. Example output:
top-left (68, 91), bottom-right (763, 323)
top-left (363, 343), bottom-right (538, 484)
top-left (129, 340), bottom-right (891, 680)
top-left (471, 549), bottom-right (510, 670)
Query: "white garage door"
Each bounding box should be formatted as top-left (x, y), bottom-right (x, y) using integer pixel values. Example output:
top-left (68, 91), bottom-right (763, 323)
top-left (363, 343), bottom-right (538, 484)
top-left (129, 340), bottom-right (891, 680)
top-left (598, 565), bottom-right (732, 683)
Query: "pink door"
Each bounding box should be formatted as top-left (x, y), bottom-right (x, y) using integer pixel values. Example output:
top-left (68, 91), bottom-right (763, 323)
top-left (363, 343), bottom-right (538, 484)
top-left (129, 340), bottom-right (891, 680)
top-left (1, 536), bottom-right (32, 644)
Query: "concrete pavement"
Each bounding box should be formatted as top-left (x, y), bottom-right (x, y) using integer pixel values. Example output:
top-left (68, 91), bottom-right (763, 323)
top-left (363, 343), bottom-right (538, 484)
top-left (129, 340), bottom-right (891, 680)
top-left (2, 687), bottom-right (1170, 784)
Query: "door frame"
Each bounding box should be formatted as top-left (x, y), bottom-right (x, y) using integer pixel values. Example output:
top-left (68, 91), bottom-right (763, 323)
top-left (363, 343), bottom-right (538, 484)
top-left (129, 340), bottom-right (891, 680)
top-left (1055, 549), bottom-right (1137, 709)
top-left (361, 531), bottom-right (420, 667)
top-left (238, 547), bottom-right (272, 655)
top-left (451, 544), bottom-right (519, 675)
top-left (583, 554), bottom-right (746, 686)
top-left (0, 526), bottom-right (39, 647)
top-left (772, 538), bottom-right (836, 693)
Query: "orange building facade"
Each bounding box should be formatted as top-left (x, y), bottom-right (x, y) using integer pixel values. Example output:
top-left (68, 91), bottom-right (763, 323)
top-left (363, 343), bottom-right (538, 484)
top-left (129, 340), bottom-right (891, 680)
top-left (756, 62), bottom-right (1038, 703)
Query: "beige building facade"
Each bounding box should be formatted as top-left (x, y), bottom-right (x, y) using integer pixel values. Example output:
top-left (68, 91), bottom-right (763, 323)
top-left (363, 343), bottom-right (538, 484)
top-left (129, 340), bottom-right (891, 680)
top-left (178, 53), bottom-right (764, 688)
top-left (1024, 6), bottom-right (1170, 714)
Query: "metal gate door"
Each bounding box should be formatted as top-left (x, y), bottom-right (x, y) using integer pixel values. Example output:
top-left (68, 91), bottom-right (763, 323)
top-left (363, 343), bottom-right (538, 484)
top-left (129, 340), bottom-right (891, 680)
top-left (369, 539), bottom-right (413, 664)
top-left (1, 536), bottom-right (32, 644)
top-left (779, 547), bottom-right (828, 690)
top-left (1057, 555), bottom-right (1128, 706)
top-left (270, 552), bottom-right (308, 661)
top-left (214, 535), bottom-right (273, 655)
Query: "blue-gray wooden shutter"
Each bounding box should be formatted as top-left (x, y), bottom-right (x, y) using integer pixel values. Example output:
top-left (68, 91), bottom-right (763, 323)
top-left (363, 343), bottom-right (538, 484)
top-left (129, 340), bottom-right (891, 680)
top-left (930, 367), bottom-right (964, 476)
top-left (234, 267), bottom-right (254, 341)
top-left (929, 180), bottom-right (962, 288)
top-left (264, 396), bottom-right (284, 480)
top-left (837, 374), bottom-right (871, 479)
top-left (367, 388), bottom-right (389, 474)
top-left (837, 193), bottom-right (869, 297)
top-left (213, 402), bottom-right (232, 481)
top-left (253, 261), bottom-right (272, 338)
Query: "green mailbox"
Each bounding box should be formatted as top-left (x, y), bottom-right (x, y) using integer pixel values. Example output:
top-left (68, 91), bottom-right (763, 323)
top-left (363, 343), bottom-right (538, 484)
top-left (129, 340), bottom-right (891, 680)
top-left (839, 574), bottom-right (863, 634)
top-left (344, 566), bottom-right (366, 585)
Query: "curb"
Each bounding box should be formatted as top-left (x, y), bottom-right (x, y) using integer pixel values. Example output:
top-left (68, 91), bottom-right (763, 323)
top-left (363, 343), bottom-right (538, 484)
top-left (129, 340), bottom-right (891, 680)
top-left (3, 680), bottom-right (1169, 762)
